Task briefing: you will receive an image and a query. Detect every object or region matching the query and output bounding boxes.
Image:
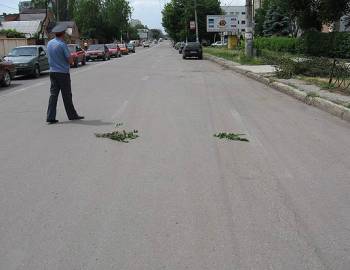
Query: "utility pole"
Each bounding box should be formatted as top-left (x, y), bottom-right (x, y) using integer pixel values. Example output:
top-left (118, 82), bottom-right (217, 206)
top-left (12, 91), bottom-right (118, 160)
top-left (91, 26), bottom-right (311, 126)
top-left (245, 0), bottom-right (253, 57)
top-left (194, 0), bottom-right (199, 42)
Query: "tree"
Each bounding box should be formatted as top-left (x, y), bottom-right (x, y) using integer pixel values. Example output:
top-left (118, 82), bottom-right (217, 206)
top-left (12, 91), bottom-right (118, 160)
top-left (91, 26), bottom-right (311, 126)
top-left (162, 0), bottom-right (221, 42)
top-left (263, 5), bottom-right (290, 36)
top-left (73, 0), bottom-right (131, 41)
top-left (149, 29), bottom-right (163, 40)
top-left (254, 0), bottom-right (271, 36)
top-left (287, 0), bottom-right (350, 31)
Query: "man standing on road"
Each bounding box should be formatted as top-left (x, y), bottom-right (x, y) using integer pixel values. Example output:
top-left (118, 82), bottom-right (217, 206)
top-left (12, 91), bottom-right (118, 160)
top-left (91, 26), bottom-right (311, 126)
top-left (46, 24), bottom-right (84, 124)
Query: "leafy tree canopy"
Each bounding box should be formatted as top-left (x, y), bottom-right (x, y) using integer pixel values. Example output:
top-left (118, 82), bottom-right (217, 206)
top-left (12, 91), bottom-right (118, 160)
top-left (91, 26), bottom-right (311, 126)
top-left (162, 0), bottom-right (222, 42)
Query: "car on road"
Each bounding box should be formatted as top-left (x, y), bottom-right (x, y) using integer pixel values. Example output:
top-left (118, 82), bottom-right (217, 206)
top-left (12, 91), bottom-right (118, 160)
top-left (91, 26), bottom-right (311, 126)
top-left (127, 43), bottom-right (136, 53)
top-left (106, 44), bottom-right (121, 58)
top-left (68, 44), bottom-right (86, 68)
top-left (178, 42), bottom-right (186, 54)
top-left (5, 45), bottom-right (49, 78)
top-left (118, 44), bottom-right (129, 55)
top-left (211, 41), bottom-right (228, 47)
top-left (0, 58), bottom-right (16, 87)
top-left (143, 41), bottom-right (150, 48)
top-left (86, 44), bottom-right (110, 61)
top-left (182, 42), bottom-right (203, 60)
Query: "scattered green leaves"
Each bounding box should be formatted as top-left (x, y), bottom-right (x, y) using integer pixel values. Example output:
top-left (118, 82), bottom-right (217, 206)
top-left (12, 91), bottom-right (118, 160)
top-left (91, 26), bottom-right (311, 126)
top-left (214, 132), bottom-right (249, 142)
top-left (95, 127), bottom-right (139, 143)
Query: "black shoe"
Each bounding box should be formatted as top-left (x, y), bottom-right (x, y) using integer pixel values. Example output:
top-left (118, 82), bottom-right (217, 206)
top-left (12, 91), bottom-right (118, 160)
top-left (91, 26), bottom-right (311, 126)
top-left (47, 119), bottom-right (59, 124)
top-left (69, 115), bottom-right (84, 121)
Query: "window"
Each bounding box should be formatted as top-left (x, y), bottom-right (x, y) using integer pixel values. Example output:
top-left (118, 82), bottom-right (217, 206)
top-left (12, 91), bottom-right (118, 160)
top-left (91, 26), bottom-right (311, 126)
top-left (241, 20), bottom-right (246, 25)
top-left (238, 21), bottom-right (240, 24)
top-left (242, 12), bottom-right (246, 15)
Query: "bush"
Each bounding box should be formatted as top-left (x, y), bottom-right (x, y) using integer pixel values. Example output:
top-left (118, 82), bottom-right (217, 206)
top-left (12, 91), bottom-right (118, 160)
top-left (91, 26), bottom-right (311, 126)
top-left (0, 29), bottom-right (25, 38)
top-left (297, 31), bottom-right (350, 59)
top-left (254, 37), bottom-right (297, 53)
top-left (272, 56), bottom-right (334, 79)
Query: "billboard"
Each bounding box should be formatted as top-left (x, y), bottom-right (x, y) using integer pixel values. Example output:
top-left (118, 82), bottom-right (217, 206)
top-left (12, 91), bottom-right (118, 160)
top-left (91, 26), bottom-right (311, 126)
top-left (206, 15), bottom-right (238, 33)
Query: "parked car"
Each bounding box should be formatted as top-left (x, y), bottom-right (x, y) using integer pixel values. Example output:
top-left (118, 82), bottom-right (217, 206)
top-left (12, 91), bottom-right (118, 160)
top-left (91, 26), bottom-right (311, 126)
top-left (5, 45), bottom-right (49, 78)
top-left (0, 58), bottom-right (16, 87)
top-left (182, 42), bottom-right (203, 60)
top-left (143, 41), bottom-right (150, 48)
top-left (130, 40), bottom-right (140, 47)
top-left (118, 44), bottom-right (129, 55)
top-left (106, 44), bottom-right (121, 58)
top-left (211, 41), bottom-right (228, 47)
top-left (86, 44), bottom-right (110, 61)
top-left (178, 42), bottom-right (186, 54)
top-left (68, 44), bottom-right (86, 67)
top-left (127, 43), bottom-right (135, 53)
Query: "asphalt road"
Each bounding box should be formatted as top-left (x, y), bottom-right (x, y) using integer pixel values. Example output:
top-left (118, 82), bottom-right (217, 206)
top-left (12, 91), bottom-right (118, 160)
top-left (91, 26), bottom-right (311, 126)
top-left (1, 42), bottom-right (350, 270)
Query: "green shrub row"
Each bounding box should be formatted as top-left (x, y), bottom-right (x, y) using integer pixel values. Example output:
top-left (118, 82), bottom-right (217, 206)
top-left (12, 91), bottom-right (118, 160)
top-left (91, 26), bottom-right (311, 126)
top-left (297, 31), bottom-right (350, 59)
top-left (0, 29), bottom-right (25, 38)
top-left (254, 32), bottom-right (350, 59)
top-left (255, 37), bottom-right (298, 53)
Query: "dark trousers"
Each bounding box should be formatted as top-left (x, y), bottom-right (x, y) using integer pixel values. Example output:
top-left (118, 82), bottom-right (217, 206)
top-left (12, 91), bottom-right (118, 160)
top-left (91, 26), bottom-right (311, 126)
top-left (47, 72), bottom-right (78, 121)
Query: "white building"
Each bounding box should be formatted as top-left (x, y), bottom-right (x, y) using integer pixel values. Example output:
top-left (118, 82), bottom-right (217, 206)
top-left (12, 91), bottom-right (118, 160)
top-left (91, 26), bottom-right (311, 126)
top-left (221, 6), bottom-right (247, 35)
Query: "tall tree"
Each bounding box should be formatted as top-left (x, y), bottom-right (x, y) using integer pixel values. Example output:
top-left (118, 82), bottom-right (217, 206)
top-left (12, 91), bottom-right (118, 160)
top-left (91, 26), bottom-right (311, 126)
top-left (263, 4), bottom-right (290, 36)
top-left (162, 0), bottom-right (221, 42)
top-left (73, 0), bottom-right (131, 41)
top-left (287, 0), bottom-right (350, 31)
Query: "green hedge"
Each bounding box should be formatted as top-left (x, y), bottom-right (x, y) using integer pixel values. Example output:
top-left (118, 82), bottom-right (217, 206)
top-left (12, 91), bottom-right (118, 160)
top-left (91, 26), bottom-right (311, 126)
top-left (0, 29), bottom-right (25, 38)
top-left (297, 31), bottom-right (350, 59)
top-left (254, 37), bottom-right (297, 53)
top-left (255, 32), bottom-right (350, 59)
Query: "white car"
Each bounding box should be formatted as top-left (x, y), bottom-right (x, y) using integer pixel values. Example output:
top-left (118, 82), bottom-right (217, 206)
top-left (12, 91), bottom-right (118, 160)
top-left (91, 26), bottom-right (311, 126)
top-left (211, 41), bottom-right (227, 47)
top-left (143, 41), bottom-right (150, 48)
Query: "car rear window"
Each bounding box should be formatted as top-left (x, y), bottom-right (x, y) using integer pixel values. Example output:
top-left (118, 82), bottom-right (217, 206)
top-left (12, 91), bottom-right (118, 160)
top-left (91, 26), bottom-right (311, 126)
top-left (185, 43), bottom-right (201, 49)
top-left (106, 44), bottom-right (116, 49)
top-left (88, 44), bottom-right (104, 51)
top-left (9, 47), bottom-right (37, 57)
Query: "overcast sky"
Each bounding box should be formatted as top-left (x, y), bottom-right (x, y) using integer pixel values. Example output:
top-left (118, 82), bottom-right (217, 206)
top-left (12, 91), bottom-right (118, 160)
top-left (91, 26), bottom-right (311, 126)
top-left (0, 0), bottom-right (246, 30)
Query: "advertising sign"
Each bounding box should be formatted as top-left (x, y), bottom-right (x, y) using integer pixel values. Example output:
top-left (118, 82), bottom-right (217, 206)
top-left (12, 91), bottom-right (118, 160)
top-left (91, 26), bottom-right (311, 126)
top-left (207, 15), bottom-right (237, 33)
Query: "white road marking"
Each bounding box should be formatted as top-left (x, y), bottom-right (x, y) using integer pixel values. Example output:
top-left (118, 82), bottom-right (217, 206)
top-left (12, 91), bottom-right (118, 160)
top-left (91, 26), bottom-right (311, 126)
top-left (111, 100), bottom-right (129, 120)
top-left (141, 75), bottom-right (150, 81)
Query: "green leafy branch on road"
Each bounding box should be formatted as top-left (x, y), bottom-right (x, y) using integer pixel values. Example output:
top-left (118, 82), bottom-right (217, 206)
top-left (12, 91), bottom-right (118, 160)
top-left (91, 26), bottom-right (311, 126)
top-left (214, 132), bottom-right (249, 142)
top-left (95, 123), bottom-right (139, 143)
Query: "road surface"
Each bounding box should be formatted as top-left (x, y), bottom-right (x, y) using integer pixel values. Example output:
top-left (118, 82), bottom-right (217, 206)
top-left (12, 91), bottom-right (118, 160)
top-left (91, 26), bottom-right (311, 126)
top-left (1, 42), bottom-right (350, 270)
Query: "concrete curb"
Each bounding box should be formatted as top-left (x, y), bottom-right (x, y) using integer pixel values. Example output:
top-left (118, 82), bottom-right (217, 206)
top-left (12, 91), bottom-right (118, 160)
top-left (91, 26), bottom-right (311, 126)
top-left (204, 54), bottom-right (350, 123)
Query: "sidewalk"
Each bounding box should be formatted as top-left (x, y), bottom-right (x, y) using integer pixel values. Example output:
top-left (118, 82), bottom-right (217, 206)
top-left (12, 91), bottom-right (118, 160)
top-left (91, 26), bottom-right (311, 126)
top-left (204, 53), bottom-right (350, 122)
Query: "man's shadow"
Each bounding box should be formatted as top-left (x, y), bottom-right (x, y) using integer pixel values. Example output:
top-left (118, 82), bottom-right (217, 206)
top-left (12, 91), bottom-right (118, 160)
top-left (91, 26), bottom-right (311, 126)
top-left (58, 119), bottom-right (114, 126)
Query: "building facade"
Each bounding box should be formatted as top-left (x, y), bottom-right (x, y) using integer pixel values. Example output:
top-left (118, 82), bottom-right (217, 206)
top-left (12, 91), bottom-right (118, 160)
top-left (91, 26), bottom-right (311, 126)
top-left (221, 6), bottom-right (247, 35)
